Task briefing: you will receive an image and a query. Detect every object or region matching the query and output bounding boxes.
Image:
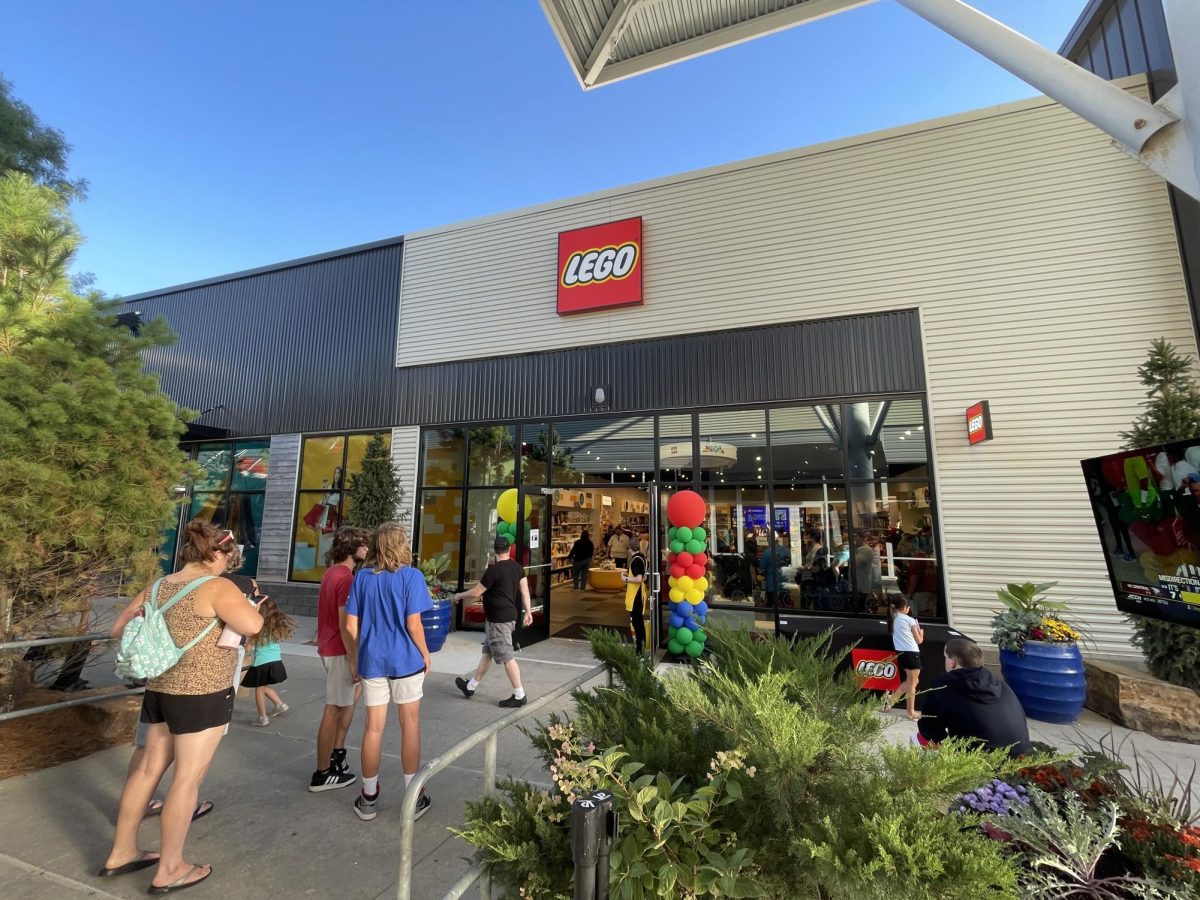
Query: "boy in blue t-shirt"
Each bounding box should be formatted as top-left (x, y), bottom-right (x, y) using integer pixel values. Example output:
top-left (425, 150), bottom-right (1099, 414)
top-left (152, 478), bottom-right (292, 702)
top-left (344, 524), bottom-right (433, 822)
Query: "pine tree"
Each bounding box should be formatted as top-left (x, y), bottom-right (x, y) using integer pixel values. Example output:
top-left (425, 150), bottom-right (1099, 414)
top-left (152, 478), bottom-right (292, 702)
top-left (0, 173), bottom-right (190, 687)
top-left (345, 433), bottom-right (404, 529)
top-left (1120, 339), bottom-right (1200, 689)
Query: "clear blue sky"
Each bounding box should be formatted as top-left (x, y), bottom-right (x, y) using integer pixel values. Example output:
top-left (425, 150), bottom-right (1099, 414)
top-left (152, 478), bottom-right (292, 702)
top-left (3, 1), bottom-right (1085, 296)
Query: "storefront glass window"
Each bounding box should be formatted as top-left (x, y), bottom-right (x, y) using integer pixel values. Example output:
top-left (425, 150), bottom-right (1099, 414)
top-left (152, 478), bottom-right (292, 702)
top-left (845, 400), bottom-right (929, 480)
top-left (416, 489), bottom-right (463, 586)
top-left (420, 427), bottom-right (466, 486)
top-left (769, 405), bottom-right (842, 482)
top-left (467, 425), bottom-right (516, 486)
top-left (658, 415), bottom-right (694, 483)
top-left (175, 440), bottom-right (270, 577)
top-left (520, 423), bottom-right (551, 486)
top-left (698, 410), bottom-right (767, 484)
top-left (291, 430), bottom-right (391, 583)
top-left (552, 417), bottom-right (654, 484)
top-left (848, 481), bottom-right (940, 618)
top-left (694, 485), bottom-right (769, 607)
top-left (779, 485), bottom-right (850, 613)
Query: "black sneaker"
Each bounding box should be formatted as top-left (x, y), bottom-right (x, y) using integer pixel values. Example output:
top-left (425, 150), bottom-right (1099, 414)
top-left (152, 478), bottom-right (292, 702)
top-left (498, 694), bottom-right (528, 709)
top-left (309, 768), bottom-right (356, 793)
top-left (331, 749), bottom-right (350, 775)
top-left (413, 790), bottom-right (432, 821)
top-left (353, 791), bottom-right (378, 821)
top-left (454, 677), bottom-right (475, 699)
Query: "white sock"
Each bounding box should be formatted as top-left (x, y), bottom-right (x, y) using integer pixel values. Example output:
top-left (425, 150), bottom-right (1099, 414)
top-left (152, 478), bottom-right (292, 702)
top-left (362, 775), bottom-right (379, 796)
top-left (513, 686), bottom-right (526, 700)
top-left (404, 773), bottom-right (415, 788)
top-left (466, 678), bottom-right (479, 691)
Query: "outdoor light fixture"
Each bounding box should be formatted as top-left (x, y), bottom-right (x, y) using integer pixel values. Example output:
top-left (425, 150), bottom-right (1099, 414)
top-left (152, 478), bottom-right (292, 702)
top-left (591, 385), bottom-right (611, 409)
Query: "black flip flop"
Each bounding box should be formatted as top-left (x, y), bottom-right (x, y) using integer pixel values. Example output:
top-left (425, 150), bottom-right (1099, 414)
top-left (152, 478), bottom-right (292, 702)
top-left (97, 852), bottom-right (159, 877)
top-left (147, 864), bottom-right (212, 895)
top-left (145, 800), bottom-right (213, 821)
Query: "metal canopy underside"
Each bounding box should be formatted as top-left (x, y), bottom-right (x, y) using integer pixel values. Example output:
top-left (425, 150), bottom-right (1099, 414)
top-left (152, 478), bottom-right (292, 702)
top-left (539, 0), bottom-right (872, 88)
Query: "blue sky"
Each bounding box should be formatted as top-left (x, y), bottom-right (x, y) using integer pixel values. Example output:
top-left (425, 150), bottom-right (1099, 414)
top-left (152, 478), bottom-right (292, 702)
top-left (3, 1), bottom-right (1085, 296)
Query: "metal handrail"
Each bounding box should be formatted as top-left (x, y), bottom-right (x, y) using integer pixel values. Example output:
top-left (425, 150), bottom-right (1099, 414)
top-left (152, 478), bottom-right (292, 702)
top-left (0, 632), bottom-right (139, 723)
top-left (395, 661), bottom-right (611, 900)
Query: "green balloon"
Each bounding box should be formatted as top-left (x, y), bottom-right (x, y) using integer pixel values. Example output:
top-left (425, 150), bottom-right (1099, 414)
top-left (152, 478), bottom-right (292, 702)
top-left (685, 641), bottom-right (704, 658)
top-left (668, 527), bottom-right (678, 541)
top-left (692, 527), bottom-right (707, 542)
top-left (667, 639), bottom-right (684, 655)
top-left (666, 625), bottom-right (678, 640)
top-left (685, 539), bottom-right (705, 555)
top-left (497, 521), bottom-right (511, 535)
top-left (693, 629), bottom-right (707, 644)
top-left (670, 540), bottom-right (685, 554)
top-left (675, 627), bottom-right (694, 646)
top-left (676, 526), bottom-right (693, 543)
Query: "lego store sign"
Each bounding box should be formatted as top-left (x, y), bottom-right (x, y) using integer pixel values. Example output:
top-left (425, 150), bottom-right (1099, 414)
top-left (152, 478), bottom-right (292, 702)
top-left (967, 400), bottom-right (994, 446)
top-left (557, 217), bottom-right (643, 316)
top-left (851, 648), bottom-right (901, 691)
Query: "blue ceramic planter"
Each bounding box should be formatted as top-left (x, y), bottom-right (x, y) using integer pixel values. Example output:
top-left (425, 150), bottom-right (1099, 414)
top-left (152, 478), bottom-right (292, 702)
top-left (421, 598), bottom-right (453, 653)
top-left (999, 641), bottom-right (1086, 724)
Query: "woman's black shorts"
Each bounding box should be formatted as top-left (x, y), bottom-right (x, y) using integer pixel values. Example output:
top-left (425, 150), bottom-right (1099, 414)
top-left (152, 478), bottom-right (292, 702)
top-left (896, 651), bottom-right (923, 672)
top-left (140, 688), bottom-right (234, 735)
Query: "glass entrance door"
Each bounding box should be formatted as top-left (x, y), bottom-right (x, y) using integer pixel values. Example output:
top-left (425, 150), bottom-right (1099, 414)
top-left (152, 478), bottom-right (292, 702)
top-left (515, 487), bottom-right (552, 645)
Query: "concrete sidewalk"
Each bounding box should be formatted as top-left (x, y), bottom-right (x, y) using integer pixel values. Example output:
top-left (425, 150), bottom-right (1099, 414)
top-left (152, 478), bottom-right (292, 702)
top-left (0, 631), bottom-right (604, 900)
top-left (2, 624), bottom-right (1198, 900)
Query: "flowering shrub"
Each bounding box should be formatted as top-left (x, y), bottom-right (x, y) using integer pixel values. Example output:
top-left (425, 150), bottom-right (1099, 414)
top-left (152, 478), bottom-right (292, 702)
top-left (954, 779), bottom-right (1030, 817)
top-left (991, 582), bottom-right (1081, 651)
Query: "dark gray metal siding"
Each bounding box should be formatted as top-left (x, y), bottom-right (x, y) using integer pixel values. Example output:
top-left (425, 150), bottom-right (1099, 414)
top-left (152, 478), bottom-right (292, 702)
top-left (130, 241), bottom-right (924, 434)
top-left (1060, 0), bottom-right (1200, 352)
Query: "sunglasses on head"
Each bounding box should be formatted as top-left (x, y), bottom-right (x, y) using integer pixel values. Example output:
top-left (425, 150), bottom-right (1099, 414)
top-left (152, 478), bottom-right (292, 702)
top-left (217, 529), bottom-right (235, 547)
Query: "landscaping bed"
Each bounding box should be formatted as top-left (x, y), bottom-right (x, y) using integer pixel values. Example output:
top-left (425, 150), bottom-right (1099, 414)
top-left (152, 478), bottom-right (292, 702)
top-left (0, 689), bottom-right (139, 780)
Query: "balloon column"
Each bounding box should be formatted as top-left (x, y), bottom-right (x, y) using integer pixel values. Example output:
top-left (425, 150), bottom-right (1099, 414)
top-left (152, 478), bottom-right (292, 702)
top-left (495, 488), bottom-right (531, 548)
top-left (665, 489), bottom-right (710, 659)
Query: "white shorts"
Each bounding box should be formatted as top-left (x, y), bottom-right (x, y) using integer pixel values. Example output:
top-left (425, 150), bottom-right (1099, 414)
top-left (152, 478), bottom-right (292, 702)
top-left (362, 673), bottom-right (425, 707)
top-left (322, 655), bottom-right (357, 708)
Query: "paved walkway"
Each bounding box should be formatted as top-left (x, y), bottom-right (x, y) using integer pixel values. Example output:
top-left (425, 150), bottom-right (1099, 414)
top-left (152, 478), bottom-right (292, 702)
top-left (0, 628), bottom-right (603, 900)
top-left (1, 623), bottom-right (1197, 900)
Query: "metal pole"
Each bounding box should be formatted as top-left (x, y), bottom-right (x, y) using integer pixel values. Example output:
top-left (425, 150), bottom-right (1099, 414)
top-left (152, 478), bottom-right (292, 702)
top-left (1162, 0), bottom-right (1200, 197)
top-left (893, 0), bottom-right (1176, 152)
top-left (0, 632), bottom-right (111, 651)
top-left (0, 687), bottom-right (144, 723)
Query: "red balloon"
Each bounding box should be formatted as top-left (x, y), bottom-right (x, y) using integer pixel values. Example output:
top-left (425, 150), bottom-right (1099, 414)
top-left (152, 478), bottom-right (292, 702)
top-left (667, 552), bottom-right (677, 566)
top-left (692, 552), bottom-right (708, 568)
top-left (667, 490), bottom-right (706, 529)
top-left (676, 551), bottom-right (694, 568)
top-left (668, 563), bottom-right (684, 578)
top-left (686, 564), bottom-right (705, 579)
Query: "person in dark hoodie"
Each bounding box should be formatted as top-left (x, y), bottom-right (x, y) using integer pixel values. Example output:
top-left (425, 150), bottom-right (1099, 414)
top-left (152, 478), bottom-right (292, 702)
top-left (916, 638), bottom-right (1032, 758)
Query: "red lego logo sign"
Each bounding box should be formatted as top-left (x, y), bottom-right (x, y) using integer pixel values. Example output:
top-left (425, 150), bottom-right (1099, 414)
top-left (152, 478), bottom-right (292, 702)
top-left (967, 400), bottom-right (994, 446)
top-left (851, 648), bottom-right (901, 691)
top-left (557, 217), bottom-right (643, 316)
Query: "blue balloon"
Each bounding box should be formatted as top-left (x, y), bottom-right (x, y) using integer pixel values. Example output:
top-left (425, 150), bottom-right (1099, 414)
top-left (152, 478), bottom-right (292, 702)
top-left (685, 617), bottom-right (701, 631)
top-left (695, 601), bottom-right (708, 618)
top-left (675, 601), bottom-right (693, 618)
top-left (669, 614), bottom-right (685, 629)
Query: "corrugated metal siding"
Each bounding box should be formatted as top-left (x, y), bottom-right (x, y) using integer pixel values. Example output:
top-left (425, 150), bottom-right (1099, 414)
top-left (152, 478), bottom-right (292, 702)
top-left (128, 242), bottom-right (404, 436)
top-left (397, 81), bottom-right (1196, 657)
top-left (391, 426), bottom-right (421, 523)
top-left (1061, 0), bottom-right (1175, 99)
top-left (257, 433), bottom-right (300, 581)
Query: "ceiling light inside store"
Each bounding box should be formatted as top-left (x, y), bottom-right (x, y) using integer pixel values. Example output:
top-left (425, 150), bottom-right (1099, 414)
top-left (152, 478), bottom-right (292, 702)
top-left (905, 431), bottom-right (912, 436)
top-left (755, 456), bottom-right (761, 462)
top-left (750, 433), bottom-right (757, 438)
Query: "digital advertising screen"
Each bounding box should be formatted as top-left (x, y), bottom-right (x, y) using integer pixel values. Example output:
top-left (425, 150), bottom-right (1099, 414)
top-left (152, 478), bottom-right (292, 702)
top-left (1081, 440), bottom-right (1200, 630)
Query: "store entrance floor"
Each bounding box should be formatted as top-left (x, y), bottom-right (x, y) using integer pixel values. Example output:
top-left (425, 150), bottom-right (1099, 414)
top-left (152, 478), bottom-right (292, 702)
top-left (550, 586), bottom-right (629, 640)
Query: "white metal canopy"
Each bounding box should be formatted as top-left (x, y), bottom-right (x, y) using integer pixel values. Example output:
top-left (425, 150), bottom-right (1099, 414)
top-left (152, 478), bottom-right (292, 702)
top-left (539, 0), bottom-right (1200, 202)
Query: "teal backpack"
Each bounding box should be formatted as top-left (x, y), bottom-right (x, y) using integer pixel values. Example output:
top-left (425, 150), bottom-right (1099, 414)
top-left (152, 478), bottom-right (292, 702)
top-left (115, 576), bottom-right (218, 680)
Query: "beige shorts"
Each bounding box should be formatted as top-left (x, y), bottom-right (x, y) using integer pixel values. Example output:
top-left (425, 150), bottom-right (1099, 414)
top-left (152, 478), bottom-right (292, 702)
top-left (362, 673), bottom-right (425, 707)
top-left (322, 655), bottom-right (357, 708)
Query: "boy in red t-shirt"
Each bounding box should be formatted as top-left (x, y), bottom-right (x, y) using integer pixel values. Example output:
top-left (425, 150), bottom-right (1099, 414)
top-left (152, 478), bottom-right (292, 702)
top-left (309, 527), bottom-right (370, 792)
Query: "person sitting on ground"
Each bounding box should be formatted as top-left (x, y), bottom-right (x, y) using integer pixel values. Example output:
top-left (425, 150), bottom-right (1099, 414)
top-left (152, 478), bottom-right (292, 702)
top-left (916, 638), bottom-right (1032, 758)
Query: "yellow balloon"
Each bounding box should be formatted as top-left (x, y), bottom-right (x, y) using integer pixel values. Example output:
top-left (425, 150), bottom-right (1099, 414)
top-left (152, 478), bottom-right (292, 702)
top-left (695, 577), bottom-right (708, 593)
top-left (668, 576), bottom-right (678, 589)
top-left (677, 576), bottom-right (694, 592)
top-left (669, 588), bottom-right (685, 603)
top-left (685, 588), bottom-right (703, 605)
top-left (496, 489), bottom-right (531, 525)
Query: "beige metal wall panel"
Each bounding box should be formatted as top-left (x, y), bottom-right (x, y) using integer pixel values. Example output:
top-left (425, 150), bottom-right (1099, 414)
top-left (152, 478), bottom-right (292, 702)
top-left (391, 426), bottom-right (421, 525)
top-left (257, 433), bottom-right (301, 581)
top-left (397, 80), bottom-right (1195, 657)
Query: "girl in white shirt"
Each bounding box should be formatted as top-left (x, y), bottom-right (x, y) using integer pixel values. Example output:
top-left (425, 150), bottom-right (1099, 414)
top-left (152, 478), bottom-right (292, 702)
top-left (888, 597), bottom-right (924, 720)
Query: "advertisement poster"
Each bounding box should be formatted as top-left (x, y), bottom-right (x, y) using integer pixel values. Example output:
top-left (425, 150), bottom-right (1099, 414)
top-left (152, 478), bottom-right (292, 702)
top-left (1081, 439), bottom-right (1200, 629)
top-left (743, 507), bottom-right (789, 536)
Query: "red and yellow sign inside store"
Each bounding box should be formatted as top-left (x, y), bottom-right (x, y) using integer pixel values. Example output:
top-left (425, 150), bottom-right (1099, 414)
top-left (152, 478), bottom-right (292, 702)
top-left (557, 217), bottom-right (643, 315)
